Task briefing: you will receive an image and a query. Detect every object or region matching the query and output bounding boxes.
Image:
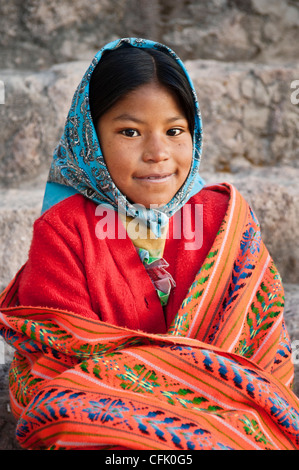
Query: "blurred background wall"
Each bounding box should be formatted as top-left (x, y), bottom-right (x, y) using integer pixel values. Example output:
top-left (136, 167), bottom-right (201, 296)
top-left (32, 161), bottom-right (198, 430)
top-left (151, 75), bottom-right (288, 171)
top-left (1, 0), bottom-right (299, 69)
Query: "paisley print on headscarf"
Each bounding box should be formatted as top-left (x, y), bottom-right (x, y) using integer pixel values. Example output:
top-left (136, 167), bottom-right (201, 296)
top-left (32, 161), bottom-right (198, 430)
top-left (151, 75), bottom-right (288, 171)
top-left (42, 38), bottom-right (205, 238)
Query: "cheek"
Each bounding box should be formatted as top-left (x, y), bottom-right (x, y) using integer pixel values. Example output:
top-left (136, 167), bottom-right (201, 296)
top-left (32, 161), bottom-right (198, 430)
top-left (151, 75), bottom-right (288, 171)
top-left (105, 154), bottom-right (132, 188)
top-left (100, 139), bottom-right (121, 169)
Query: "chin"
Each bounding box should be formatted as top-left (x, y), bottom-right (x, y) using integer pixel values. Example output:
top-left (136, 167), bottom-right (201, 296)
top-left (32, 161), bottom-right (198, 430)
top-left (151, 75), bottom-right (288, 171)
top-left (142, 200), bottom-right (171, 209)
top-left (130, 193), bottom-right (174, 209)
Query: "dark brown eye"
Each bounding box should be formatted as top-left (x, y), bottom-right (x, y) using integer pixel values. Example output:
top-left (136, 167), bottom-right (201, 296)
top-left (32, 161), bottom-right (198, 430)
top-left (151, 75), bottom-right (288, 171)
top-left (121, 129), bottom-right (139, 137)
top-left (167, 128), bottom-right (182, 136)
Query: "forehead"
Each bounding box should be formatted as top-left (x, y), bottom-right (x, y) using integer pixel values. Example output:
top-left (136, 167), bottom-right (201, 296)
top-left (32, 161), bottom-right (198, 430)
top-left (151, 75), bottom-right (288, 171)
top-left (103, 82), bottom-right (187, 120)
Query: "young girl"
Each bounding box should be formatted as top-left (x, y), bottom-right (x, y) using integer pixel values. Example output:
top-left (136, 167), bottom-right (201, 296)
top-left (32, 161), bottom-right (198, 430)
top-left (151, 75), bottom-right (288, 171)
top-left (0, 38), bottom-right (298, 451)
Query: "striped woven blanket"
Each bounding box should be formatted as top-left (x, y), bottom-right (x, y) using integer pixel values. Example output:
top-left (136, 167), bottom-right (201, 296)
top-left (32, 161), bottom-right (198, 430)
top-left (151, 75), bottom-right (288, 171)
top-left (0, 184), bottom-right (298, 450)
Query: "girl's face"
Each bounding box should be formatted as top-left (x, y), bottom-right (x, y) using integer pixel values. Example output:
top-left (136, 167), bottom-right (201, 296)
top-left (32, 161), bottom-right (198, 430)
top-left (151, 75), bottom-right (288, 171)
top-left (96, 82), bottom-right (193, 208)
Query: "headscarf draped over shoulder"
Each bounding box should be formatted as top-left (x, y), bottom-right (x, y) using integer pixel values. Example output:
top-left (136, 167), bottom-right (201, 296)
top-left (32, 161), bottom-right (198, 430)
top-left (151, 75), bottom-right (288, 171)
top-left (42, 38), bottom-right (205, 237)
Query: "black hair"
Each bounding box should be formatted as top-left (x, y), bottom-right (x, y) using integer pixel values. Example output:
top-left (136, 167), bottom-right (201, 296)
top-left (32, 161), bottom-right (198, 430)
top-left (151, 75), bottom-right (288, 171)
top-left (89, 45), bottom-right (195, 134)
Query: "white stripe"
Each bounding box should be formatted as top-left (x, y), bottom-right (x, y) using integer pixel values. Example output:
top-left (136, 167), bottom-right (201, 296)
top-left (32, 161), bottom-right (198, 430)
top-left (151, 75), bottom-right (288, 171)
top-left (0, 311), bottom-right (12, 328)
top-left (68, 369), bottom-right (125, 391)
top-left (187, 185), bottom-right (237, 338)
top-left (31, 368), bottom-right (53, 381)
top-left (285, 374), bottom-right (294, 388)
top-left (125, 350), bottom-right (232, 410)
top-left (251, 314), bottom-right (283, 361)
top-left (212, 414), bottom-right (263, 450)
top-left (9, 389), bottom-right (25, 413)
top-left (56, 440), bottom-right (107, 447)
top-left (55, 319), bottom-right (133, 343)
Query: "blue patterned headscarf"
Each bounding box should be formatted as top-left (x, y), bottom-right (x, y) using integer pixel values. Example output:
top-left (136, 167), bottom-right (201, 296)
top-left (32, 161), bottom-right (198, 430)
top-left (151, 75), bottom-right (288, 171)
top-left (42, 38), bottom-right (205, 237)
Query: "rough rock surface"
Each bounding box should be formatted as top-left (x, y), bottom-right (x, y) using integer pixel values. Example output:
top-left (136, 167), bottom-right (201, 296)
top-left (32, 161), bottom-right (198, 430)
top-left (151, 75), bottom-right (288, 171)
top-left (0, 0), bottom-right (298, 451)
top-left (0, 63), bottom-right (88, 187)
top-left (1, 0), bottom-right (299, 69)
top-left (187, 60), bottom-right (299, 172)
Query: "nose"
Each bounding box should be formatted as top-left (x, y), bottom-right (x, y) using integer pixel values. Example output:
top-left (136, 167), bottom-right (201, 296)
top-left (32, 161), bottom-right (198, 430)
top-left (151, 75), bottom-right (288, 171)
top-left (142, 133), bottom-right (169, 163)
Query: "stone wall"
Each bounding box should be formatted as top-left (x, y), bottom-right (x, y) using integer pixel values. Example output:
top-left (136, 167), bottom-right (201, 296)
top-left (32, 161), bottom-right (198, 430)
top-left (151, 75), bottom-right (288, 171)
top-left (0, 0), bottom-right (299, 450)
top-left (1, 0), bottom-right (299, 69)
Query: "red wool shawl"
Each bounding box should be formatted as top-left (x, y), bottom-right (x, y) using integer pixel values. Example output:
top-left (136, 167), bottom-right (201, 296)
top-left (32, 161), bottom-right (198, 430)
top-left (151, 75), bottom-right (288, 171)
top-left (0, 183), bottom-right (298, 450)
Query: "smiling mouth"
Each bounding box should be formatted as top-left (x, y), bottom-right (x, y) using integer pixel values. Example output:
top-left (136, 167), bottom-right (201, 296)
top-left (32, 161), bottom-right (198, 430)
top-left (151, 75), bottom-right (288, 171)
top-left (134, 173), bottom-right (175, 183)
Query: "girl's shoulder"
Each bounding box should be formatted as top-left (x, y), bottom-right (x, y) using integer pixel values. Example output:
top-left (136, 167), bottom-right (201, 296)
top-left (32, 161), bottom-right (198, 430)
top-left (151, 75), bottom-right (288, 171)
top-left (36, 193), bottom-right (97, 230)
top-left (188, 184), bottom-right (231, 228)
top-left (190, 183), bottom-right (230, 206)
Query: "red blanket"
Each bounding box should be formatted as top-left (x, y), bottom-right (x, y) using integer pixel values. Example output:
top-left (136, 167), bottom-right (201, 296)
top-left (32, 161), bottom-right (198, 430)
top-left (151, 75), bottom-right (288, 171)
top-left (0, 184), bottom-right (298, 450)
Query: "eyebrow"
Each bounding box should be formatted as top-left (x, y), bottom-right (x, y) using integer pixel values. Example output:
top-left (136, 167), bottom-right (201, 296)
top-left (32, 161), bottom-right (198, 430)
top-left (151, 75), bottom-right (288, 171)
top-left (112, 113), bottom-right (187, 124)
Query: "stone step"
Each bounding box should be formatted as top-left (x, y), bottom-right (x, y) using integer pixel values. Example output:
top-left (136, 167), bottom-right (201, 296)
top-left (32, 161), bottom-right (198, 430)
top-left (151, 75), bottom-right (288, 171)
top-left (186, 59), bottom-right (299, 173)
top-left (1, 60), bottom-right (299, 187)
top-left (202, 167), bottom-right (299, 285)
top-left (0, 62), bottom-right (89, 188)
top-left (0, 186), bottom-right (44, 292)
top-left (1, 0), bottom-right (299, 70)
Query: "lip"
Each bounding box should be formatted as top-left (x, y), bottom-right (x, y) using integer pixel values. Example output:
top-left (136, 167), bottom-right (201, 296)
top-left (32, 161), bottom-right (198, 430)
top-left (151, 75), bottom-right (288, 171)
top-left (134, 173), bottom-right (175, 183)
